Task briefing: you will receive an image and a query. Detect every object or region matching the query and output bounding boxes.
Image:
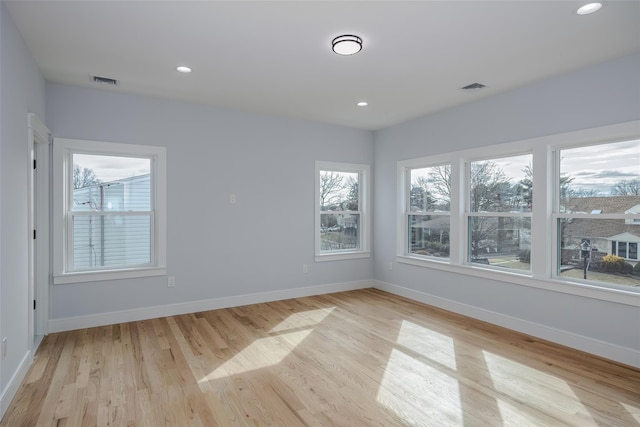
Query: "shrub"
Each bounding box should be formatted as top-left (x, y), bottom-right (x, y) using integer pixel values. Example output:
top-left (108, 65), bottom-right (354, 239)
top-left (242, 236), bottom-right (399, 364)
top-left (425, 241), bottom-right (450, 254)
top-left (621, 262), bottom-right (634, 275)
top-left (600, 255), bottom-right (626, 273)
top-left (633, 262), bottom-right (640, 276)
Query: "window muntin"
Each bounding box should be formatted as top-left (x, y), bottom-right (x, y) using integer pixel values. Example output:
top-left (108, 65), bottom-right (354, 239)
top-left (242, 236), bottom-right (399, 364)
top-left (54, 138), bottom-right (166, 283)
top-left (316, 162), bottom-right (369, 260)
top-left (407, 165), bottom-right (451, 259)
top-left (467, 154), bottom-right (532, 271)
top-left (556, 139), bottom-right (640, 289)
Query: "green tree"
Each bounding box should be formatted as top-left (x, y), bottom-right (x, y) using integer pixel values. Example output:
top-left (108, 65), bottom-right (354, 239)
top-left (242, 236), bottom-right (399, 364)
top-left (410, 176), bottom-right (435, 211)
top-left (344, 177), bottom-right (359, 211)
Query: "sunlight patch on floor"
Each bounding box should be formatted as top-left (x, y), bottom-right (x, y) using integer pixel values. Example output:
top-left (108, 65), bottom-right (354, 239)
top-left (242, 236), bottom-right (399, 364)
top-left (482, 350), bottom-right (596, 426)
top-left (200, 329), bottom-right (312, 381)
top-left (200, 308), bottom-right (333, 382)
top-left (396, 320), bottom-right (456, 370)
top-left (621, 402), bottom-right (640, 423)
top-left (377, 348), bottom-right (462, 426)
top-left (268, 307), bottom-right (335, 333)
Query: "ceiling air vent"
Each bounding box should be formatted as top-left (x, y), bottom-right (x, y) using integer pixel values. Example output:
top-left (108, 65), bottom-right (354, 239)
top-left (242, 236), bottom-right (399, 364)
top-left (91, 75), bottom-right (118, 86)
top-left (460, 82), bottom-right (486, 91)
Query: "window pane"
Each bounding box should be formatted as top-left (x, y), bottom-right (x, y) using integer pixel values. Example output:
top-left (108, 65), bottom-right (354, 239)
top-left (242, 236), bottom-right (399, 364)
top-left (558, 218), bottom-right (639, 288)
top-left (468, 216), bottom-right (531, 271)
top-left (469, 154), bottom-right (532, 213)
top-left (319, 171), bottom-right (359, 211)
top-left (618, 241), bottom-right (628, 257)
top-left (73, 154), bottom-right (151, 212)
top-left (409, 165), bottom-right (450, 212)
top-left (320, 213), bottom-right (360, 251)
top-left (630, 243), bottom-right (638, 260)
top-left (72, 214), bottom-right (151, 270)
top-left (408, 214), bottom-right (450, 258)
top-left (559, 139), bottom-right (640, 212)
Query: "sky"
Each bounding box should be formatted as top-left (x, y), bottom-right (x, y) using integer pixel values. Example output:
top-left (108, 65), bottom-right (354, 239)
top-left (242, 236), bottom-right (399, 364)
top-left (560, 139), bottom-right (639, 195)
top-left (411, 139), bottom-right (639, 197)
top-left (74, 154), bottom-right (150, 183)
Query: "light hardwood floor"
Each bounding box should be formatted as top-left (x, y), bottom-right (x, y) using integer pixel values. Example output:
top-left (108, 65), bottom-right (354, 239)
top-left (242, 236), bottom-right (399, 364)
top-left (2, 288), bottom-right (639, 426)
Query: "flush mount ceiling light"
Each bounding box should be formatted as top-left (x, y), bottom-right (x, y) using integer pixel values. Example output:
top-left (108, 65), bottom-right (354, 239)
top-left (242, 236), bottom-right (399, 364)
top-left (332, 35), bottom-right (362, 56)
top-left (356, 101), bottom-right (368, 107)
top-left (577, 2), bottom-right (602, 15)
top-left (176, 66), bottom-right (192, 73)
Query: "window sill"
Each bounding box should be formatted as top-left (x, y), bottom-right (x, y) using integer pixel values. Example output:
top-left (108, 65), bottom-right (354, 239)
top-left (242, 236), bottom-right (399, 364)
top-left (53, 267), bottom-right (167, 284)
top-left (396, 255), bottom-right (640, 307)
top-left (316, 251), bottom-right (371, 262)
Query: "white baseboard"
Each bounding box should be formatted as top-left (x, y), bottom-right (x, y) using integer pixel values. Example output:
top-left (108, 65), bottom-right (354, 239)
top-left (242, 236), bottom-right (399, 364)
top-left (49, 280), bottom-right (373, 333)
top-left (0, 350), bottom-right (32, 421)
top-left (374, 280), bottom-right (640, 369)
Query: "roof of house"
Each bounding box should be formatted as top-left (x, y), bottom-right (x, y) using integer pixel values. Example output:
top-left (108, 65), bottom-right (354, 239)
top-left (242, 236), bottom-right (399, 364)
top-left (563, 195), bottom-right (640, 215)
top-left (563, 196), bottom-right (640, 243)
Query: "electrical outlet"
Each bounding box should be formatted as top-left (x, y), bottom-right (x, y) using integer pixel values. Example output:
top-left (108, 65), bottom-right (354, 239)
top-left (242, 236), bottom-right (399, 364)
top-left (302, 264), bottom-right (309, 274)
top-left (168, 276), bottom-right (176, 287)
top-left (2, 337), bottom-right (7, 359)
top-left (229, 194), bottom-right (237, 204)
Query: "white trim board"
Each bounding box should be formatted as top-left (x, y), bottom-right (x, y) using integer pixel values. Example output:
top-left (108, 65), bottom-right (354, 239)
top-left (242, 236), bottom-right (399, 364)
top-left (0, 350), bottom-right (32, 421)
top-left (373, 280), bottom-right (640, 369)
top-left (49, 280), bottom-right (373, 333)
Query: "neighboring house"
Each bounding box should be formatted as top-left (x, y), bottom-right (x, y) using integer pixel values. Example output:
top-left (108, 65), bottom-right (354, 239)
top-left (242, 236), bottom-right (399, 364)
top-left (72, 174), bottom-right (151, 269)
top-left (562, 196), bottom-right (640, 263)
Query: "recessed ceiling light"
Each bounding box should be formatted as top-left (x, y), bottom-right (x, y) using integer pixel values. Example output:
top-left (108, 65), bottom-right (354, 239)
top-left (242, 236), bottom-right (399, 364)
top-left (176, 66), bottom-right (192, 73)
top-left (356, 101), bottom-right (368, 107)
top-left (332, 35), bottom-right (363, 56)
top-left (577, 2), bottom-right (602, 15)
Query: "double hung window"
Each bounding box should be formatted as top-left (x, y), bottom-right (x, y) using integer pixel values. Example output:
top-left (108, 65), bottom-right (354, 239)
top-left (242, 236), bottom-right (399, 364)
top-left (397, 121), bottom-right (640, 298)
top-left (315, 161), bottom-right (370, 261)
top-left (53, 138), bottom-right (167, 283)
top-left (406, 165), bottom-right (451, 260)
top-left (467, 154), bottom-right (532, 272)
top-left (555, 139), bottom-right (640, 286)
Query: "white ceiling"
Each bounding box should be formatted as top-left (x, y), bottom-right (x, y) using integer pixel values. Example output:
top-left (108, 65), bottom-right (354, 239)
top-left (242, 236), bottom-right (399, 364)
top-left (5, 1), bottom-right (640, 130)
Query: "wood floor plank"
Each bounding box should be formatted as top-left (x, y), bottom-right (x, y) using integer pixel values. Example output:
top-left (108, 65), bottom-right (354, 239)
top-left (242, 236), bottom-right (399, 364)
top-left (2, 289), bottom-right (639, 426)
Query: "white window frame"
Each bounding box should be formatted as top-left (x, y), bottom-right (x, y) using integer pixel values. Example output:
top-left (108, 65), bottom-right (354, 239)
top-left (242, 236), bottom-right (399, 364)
top-left (465, 152), bottom-right (533, 272)
top-left (400, 161), bottom-right (453, 263)
top-left (315, 161), bottom-right (370, 262)
top-left (396, 120), bottom-right (640, 306)
top-left (552, 137), bottom-right (640, 284)
top-left (53, 138), bottom-right (167, 284)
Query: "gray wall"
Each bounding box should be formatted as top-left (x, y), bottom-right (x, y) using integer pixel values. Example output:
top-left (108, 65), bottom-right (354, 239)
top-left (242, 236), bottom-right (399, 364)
top-left (373, 53), bottom-right (640, 354)
top-left (0, 0), bottom-right (46, 403)
top-left (46, 83), bottom-right (374, 320)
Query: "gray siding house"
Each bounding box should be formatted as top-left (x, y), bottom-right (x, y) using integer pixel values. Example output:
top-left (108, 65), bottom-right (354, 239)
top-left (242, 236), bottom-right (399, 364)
top-left (72, 174), bottom-right (151, 270)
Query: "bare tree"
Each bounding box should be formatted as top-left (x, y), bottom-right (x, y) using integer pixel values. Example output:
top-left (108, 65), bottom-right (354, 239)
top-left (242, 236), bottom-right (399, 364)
top-left (428, 165), bottom-right (451, 207)
top-left (469, 161), bottom-right (507, 212)
top-left (611, 178), bottom-right (640, 196)
top-left (73, 165), bottom-right (101, 189)
top-left (319, 171), bottom-right (344, 210)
